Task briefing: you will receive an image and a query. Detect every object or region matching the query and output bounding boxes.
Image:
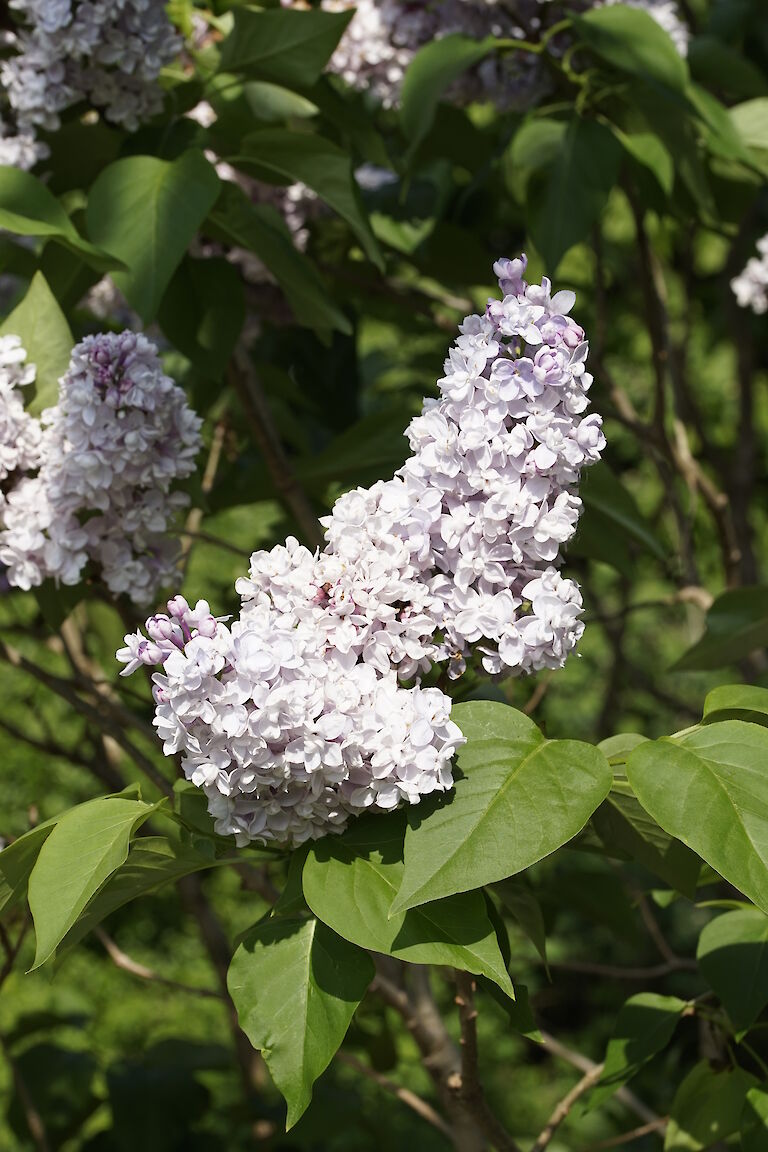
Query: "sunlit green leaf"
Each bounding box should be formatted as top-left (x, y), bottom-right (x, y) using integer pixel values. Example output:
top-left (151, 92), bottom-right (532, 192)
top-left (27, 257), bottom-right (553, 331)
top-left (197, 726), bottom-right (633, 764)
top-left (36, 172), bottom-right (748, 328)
top-left (393, 702), bottom-right (611, 913)
top-left (228, 917), bottom-right (373, 1127)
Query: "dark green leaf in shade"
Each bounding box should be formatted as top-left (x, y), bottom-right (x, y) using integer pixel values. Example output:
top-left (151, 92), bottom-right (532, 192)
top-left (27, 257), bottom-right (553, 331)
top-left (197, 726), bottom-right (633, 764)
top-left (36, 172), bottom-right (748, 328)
top-left (0, 272), bottom-right (73, 415)
top-left (592, 782), bottom-right (701, 897)
top-left (697, 908), bottom-right (768, 1033)
top-left (219, 7), bottom-right (353, 87)
top-left (86, 151), bottom-right (220, 322)
top-left (572, 5), bottom-right (689, 92)
top-left (205, 181), bottom-right (351, 333)
top-left (674, 586), bottom-right (768, 670)
top-left (227, 917), bottom-right (373, 1127)
top-left (528, 117), bottom-right (621, 274)
top-left (158, 256), bottom-right (244, 378)
top-left (493, 878), bottom-right (548, 966)
top-left (392, 702), bottom-right (611, 913)
top-left (627, 721), bottom-right (768, 915)
top-left (589, 992), bottom-right (686, 1111)
top-left (579, 462), bottom-right (666, 561)
top-left (664, 1061), bottom-right (757, 1150)
top-left (302, 812), bottom-right (514, 997)
top-left (702, 685), bottom-right (768, 728)
top-left (234, 130), bottom-right (383, 269)
top-left (400, 34), bottom-right (498, 150)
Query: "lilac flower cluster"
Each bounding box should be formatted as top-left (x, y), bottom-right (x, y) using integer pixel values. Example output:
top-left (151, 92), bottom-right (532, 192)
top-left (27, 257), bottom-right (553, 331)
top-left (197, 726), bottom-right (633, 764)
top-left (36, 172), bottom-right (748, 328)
top-left (0, 331), bottom-right (202, 602)
top-left (119, 258), bottom-right (602, 846)
top-left (731, 235), bottom-right (768, 316)
top-left (0, 334), bottom-right (42, 494)
top-left (0, 0), bottom-right (181, 169)
top-left (281, 0), bottom-right (547, 111)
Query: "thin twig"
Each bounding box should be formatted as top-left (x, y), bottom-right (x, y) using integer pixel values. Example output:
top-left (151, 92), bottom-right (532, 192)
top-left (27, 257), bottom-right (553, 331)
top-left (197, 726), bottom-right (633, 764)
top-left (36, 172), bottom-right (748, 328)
top-left (229, 348), bottom-right (323, 548)
top-left (531, 1063), bottom-right (604, 1151)
top-left (546, 957), bottom-right (697, 980)
top-left (336, 1050), bottom-right (453, 1140)
top-left (579, 1118), bottom-right (668, 1150)
top-left (0, 638), bottom-right (173, 797)
top-left (95, 927), bottom-right (224, 999)
top-left (537, 1031), bottom-right (662, 1129)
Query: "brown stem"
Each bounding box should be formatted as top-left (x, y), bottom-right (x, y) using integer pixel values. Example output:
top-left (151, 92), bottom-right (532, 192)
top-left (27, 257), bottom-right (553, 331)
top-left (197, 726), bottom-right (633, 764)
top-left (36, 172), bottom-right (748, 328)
top-left (537, 1031), bottom-right (662, 1129)
top-left (95, 927), bottom-right (224, 1000)
top-left (453, 971), bottom-right (521, 1152)
top-left (531, 1063), bottom-right (604, 1151)
top-left (0, 638), bottom-right (173, 797)
top-left (228, 349), bottom-right (324, 548)
top-left (336, 1051), bottom-right (454, 1140)
top-left (579, 1118), bottom-right (668, 1150)
top-left (373, 961), bottom-right (516, 1152)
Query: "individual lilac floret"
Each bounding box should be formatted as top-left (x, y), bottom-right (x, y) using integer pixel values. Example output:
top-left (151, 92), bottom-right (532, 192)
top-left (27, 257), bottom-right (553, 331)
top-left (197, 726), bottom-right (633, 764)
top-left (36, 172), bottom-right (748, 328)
top-left (118, 257), bottom-right (603, 847)
top-left (0, 331), bottom-right (202, 602)
top-left (731, 235), bottom-right (768, 316)
top-left (118, 592), bottom-right (463, 847)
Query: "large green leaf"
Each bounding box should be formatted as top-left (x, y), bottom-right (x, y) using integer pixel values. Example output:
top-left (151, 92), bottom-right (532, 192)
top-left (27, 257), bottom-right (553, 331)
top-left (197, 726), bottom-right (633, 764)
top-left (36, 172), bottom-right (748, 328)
top-left (674, 587), bottom-right (768, 670)
top-left (302, 813), bottom-right (514, 997)
top-left (218, 6), bottom-right (352, 87)
top-left (56, 835), bottom-right (236, 959)
top-left (664, 1061), bottom-right (757, 1151)
top-left (627, 721), bottom-right (768, 915)
top-left (27, 797), bottom-right (158, 968)
top-left (86, 151), bottom-right (221, 322)
top-left (234, 130), bottom-right (383, 269)
top-left (392, 702), bottom-right (611, 913)
top-left (205, 181), bottom-right (351, 333)
top-left (528, 117), bottom-right (621, 273)
top-left (572, 5), bottom-right (689, 92)
top-left (0, 272), bottom-right (72, 415)
top-left (0, 166), bottom-right (118, 271)
top-left (0, 823), bottom-right (56, 918)
top-left (589, 992), bottom-right (687, 1111)
top-left (400, 34), bottom-right (497, 149)
top-left (592, 782), bottom-right (701, 897)
top-left (702, 685), bottom-right (768, 728)
top-left (158, 255), bottom-right (244, 378)
top-left (697, 908), bottom-right (768, 1033)
top-left (228, 917), bottom-right (373, 1128)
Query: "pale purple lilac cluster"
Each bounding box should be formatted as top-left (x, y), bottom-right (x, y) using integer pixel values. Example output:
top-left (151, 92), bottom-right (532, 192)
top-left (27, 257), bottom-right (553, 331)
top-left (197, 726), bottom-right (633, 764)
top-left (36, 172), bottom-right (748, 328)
top-left (118, 258), bottom-right (602, 846)
top-left (0, 334), bottom-right (43, 499)
top-left (281, 0), bottom-right (548, 111)
top-left (0, 331), bottom-right (202, 602)
top-left (731, 235), bottom-right (768, 316)
top-left (0, 0), bottom-right (180, 169)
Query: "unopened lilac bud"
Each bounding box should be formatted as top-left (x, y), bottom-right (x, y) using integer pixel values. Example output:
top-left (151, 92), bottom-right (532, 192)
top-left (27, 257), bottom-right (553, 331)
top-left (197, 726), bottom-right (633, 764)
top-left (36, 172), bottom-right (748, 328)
top-left (167, 596), bottom-right (190, 619)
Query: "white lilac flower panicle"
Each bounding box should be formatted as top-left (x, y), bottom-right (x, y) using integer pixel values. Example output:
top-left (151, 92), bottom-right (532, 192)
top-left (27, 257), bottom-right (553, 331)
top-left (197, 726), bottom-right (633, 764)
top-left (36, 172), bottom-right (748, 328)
top-left (731, 235), bottom-right (768, 316)
top-left (0, 330), bottom-right (202, 602)
top-left (281, 0), bottom-right (548, 112)
top-left (118, 256), bottom-right (604, 848)
top-left (0, 0), bottom-right (182, 168)
top-left (0, 334), bottom-right (42, 491)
